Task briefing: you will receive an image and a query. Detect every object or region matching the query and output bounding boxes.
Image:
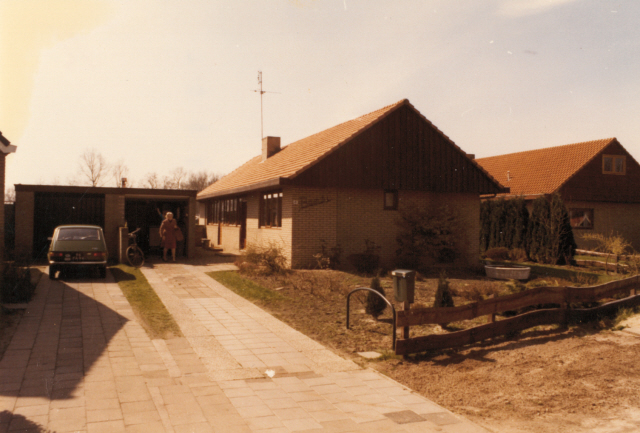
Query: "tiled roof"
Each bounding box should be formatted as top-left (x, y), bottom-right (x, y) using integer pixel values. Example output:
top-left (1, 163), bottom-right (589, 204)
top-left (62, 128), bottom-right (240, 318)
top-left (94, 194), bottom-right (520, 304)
top-left (198, 99), bottom-right (408, 199)
top-left (476, 138), bottom-right (616, 197)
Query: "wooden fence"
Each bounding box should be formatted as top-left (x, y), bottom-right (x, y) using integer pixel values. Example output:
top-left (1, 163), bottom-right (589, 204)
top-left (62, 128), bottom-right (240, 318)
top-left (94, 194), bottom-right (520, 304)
top-left (395, 276), bottom-right (640, 355)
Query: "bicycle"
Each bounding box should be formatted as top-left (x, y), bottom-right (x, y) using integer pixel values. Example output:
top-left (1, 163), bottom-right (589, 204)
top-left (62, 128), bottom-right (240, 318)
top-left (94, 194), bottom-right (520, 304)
top-left (126, 228), bottom-right (145, 267)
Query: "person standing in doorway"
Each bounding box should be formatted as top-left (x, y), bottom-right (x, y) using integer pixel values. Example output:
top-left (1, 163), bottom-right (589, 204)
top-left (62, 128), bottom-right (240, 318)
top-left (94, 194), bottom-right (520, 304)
top-left (160, 212), bottom-right (178, 262)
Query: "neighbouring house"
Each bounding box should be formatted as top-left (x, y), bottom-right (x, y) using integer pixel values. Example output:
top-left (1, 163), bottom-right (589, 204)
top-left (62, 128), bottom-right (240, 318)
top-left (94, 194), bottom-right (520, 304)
top-left (197, 99), bottom-right (506, 269)
top-left (0, 131), bottom-right (17, 264)
top-left (476, 138), bottom-right (640, 250)
top-left (14, 185), bottom-right (197, 262)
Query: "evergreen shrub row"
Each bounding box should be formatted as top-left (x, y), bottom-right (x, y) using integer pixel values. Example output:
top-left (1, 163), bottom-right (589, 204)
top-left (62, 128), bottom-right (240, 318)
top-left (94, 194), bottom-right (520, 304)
top-left (480, 194), bottom-right (577, 265)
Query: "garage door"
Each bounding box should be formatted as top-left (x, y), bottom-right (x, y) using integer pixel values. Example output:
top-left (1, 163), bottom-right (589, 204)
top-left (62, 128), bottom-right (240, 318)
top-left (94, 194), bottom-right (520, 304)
top-left (33, 192), bottom-right (105, 258)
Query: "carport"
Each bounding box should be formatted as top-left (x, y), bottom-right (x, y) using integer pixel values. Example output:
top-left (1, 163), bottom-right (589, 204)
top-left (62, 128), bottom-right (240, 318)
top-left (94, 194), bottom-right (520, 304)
top-left (14, 185), bottom-right (197, 262)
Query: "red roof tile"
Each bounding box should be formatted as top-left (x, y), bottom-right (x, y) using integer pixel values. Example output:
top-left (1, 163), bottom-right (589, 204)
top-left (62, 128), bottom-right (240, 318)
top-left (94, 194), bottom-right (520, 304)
top-left (476, 138), bottom-right (616, 197)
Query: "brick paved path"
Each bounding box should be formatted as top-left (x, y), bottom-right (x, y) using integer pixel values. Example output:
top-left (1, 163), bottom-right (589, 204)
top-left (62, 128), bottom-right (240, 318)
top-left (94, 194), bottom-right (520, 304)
top-left (0, 262), bottom-right (489, 433)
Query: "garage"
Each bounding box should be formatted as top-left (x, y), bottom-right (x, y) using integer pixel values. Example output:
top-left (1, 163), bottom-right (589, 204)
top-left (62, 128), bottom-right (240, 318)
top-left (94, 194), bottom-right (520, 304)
top-left (14, 185), bottom-right (197, 262)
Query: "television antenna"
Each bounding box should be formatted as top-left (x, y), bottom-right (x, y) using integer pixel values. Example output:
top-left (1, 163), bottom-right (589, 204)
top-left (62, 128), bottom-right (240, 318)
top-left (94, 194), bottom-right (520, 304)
top-left (252, 71), bottom-right (280, 139)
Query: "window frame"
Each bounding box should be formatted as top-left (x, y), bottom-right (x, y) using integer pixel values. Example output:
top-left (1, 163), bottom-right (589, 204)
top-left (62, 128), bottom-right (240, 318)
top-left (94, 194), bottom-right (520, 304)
top-left (259, 191), bottom-right (283, 228)
top-left (205, 198), bottom-right (240, 226)
top-left (383, 190), bottom-right (398, 211)
top-left (602, 155), bottom-right (626, 175)
top-left (569, 208), bottom-right (594, 230)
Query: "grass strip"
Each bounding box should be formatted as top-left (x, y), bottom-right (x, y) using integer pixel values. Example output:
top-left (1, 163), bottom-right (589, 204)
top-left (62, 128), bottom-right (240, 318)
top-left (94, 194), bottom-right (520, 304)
top-left (207, 271), bottom-right (286, 304)
top-left (111, 265), bottom-right (182, 339)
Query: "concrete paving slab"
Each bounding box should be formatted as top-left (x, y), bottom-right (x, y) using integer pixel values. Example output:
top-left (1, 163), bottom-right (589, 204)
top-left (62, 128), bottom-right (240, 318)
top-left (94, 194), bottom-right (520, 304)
top-left (0, 261), bottom-right (488, 433)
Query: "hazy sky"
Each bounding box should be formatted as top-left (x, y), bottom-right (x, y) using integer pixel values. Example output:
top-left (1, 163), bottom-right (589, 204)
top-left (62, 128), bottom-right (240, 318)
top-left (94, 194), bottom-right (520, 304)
top-left (2, 0), bottom-right (640, 188)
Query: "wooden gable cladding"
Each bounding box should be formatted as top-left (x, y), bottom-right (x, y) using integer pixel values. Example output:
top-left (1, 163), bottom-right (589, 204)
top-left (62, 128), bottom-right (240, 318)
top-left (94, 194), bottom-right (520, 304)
top-left (561, 139), bottom-right (640, 203)
top-left (291, 105), bottom-right (502, 194)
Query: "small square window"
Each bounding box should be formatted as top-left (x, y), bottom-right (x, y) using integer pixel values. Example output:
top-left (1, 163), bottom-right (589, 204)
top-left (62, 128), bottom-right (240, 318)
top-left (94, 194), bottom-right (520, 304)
top-left (569, 208), bottom-right (594, 229)
top-left (384, 190), bottom-right (398, 210)
top-left (603, 155), bottom-right (626, 175)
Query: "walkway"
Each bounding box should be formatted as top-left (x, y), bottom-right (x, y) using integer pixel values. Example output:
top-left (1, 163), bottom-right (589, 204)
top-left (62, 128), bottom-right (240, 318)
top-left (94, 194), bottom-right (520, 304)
top-left (0, 260), bottom-right (489, 433)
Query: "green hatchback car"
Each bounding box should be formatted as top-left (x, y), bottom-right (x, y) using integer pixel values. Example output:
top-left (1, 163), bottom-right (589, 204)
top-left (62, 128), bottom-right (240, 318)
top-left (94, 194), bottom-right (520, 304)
top-left (48, 225), bottom-right (108, 279)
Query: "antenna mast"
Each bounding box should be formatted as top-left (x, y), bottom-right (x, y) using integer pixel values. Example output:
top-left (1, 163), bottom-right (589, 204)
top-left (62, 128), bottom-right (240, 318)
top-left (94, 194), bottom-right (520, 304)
top-left (252, 71), bottom-right (279, 139)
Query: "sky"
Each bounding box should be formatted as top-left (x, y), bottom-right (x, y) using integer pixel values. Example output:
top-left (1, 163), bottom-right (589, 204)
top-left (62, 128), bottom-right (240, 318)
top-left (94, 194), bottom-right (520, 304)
top-left (2, 0), bottom-right (640, 189)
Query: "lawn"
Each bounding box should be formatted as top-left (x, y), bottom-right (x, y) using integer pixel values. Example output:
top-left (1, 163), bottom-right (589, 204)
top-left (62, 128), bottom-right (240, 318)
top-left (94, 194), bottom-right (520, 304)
top-left (111, 264), bottom-right (182, 339)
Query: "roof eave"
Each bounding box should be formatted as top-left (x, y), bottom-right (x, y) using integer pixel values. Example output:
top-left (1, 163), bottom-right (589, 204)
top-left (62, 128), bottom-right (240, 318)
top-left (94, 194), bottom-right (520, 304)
top-left (197, 177), bottom-right (290, 201)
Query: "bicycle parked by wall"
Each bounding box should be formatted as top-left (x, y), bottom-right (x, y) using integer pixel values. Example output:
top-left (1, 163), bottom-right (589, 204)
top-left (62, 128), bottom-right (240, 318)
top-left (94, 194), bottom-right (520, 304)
top-left (126, 228), bottom-right (145, 267)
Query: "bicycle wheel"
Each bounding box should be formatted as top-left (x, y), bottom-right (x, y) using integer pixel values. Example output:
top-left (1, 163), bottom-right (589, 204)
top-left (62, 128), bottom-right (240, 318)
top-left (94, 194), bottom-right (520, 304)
top-left (126, 245), bottom-right (145, 267)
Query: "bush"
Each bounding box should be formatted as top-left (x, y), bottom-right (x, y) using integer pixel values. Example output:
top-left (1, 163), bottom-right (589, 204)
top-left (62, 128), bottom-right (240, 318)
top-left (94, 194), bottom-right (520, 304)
top-left (396, 203), bottom-right (458, 270)
top-left (433, 271), bottom-right (454, 308)
top-left (349, 239), bottom-right (381, 274)
top-left (313, 240), bottom-right (343, 270)
top-left (2, 261), bottom-right (35, 304)
top-left (365, 276), bottom-right (387, 318)
top-left (236, 242), bottom-right (288, 275)
top-left (485, 247), bottom-right (510, 261)
top-left (508, 248), bottom-right (528, 262)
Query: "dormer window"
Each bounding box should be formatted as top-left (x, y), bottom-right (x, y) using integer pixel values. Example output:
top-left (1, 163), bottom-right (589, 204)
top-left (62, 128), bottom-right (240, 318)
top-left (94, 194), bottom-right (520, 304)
top-left (603, 155), bottom-right (626, 175)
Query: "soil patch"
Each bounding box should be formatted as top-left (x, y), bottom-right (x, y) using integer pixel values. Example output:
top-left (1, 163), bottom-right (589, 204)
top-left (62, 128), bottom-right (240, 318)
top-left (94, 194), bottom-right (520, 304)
top-left (215, 268), bottom-right (640, 433)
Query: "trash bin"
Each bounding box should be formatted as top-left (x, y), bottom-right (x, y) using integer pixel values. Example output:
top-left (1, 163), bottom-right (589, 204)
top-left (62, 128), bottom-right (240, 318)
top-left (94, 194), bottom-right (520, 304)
top-left (392, 269), bottom-right (416, 303)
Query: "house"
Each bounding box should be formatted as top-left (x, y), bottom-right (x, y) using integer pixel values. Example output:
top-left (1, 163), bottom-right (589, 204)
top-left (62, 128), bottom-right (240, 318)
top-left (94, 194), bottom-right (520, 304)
top-left (14, 184), bottom-right (198, 262)
top-left (197, 99), bottom-right (505, 269)
top-left (476, 138), bottom-right (640, 250)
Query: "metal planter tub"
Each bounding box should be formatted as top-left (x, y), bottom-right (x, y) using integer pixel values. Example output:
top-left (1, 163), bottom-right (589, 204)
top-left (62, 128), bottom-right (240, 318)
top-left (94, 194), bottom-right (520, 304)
top-left (485, 264), bottom-right (531, 280)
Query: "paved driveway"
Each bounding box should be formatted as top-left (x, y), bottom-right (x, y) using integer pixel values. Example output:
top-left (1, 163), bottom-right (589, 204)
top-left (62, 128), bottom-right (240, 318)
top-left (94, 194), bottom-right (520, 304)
top-left (0, 260), bottom-right (489, 433)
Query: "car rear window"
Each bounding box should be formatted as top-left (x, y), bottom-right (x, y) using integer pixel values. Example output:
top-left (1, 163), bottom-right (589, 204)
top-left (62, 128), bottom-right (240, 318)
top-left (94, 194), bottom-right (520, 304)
top-left (57, 228), bottom-right (102, 241)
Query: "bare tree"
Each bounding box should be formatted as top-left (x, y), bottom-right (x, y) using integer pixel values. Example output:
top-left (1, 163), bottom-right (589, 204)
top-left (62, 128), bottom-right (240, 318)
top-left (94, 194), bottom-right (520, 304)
top-left (112, 159), bottom-right (130, 187)
top-left (162, 167), bottom-right (187, 189)
top-left (78, 149), bottom-right (110, 186)
top-left (184, 170), bottom-right (220, 191)
top-left (4, 187), bottom-right (15, 203)
top-left (143, 172), bottom-right (161, 189)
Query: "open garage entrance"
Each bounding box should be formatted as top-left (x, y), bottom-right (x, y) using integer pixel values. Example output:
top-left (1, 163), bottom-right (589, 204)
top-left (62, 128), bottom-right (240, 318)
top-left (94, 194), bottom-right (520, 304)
top-left (125, 198), bottom-right (190, 257)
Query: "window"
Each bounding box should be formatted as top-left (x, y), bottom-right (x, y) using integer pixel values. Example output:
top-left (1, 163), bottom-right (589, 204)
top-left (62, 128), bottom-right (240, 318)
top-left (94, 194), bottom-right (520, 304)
top-left (603, 155), bottom-right (626, 175)
top-left (260, 191), bottom-right (282, 227)
top-left (569, 208), bottom-right (594, 229)
top-left (206, 198), bottom-right (240, 225)
top-left (384, 190), bottom-right (398, 210)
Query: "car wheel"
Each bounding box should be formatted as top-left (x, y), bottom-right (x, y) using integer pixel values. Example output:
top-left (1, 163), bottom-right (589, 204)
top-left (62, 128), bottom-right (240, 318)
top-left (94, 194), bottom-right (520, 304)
top-left (49, 265), bottom-right (58, 280)
top-left (99, 266), bottom-right (107, 279)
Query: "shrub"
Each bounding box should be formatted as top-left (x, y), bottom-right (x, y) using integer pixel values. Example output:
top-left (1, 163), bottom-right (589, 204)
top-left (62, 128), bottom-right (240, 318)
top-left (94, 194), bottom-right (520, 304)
top-left (433, 271), bottom-right (454, 308)
top-left (236, 242), bottom-right (288, 275)
top-left (365, 276), bottom-right (387, 318)
top-left (1, 260), bottom-right (35, 304)
top-left (396, 203), bottom-right (458, 270)
top-left (349, 239), bottom-right (381, 274)
top-left (313, 240), bottom-right (343, 270)
top-left (508, 248), bottom-right (528, 262)
top-left (485, 247), bottom-right (510, 261)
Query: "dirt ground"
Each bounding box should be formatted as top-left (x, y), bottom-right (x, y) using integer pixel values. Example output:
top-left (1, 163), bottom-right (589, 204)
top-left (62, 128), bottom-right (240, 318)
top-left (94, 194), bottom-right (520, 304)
top-left (238, 267), bottom-right (640, 433)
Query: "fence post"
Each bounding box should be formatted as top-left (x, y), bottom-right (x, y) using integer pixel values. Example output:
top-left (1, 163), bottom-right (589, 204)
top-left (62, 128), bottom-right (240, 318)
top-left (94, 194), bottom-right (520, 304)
top-left (403, 301), bottom-right (410, 339)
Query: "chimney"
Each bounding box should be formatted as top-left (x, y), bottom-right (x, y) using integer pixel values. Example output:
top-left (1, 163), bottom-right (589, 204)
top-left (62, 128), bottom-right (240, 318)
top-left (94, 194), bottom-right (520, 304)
top-left (262, 136), bottom-right (281, 161)
top-left (121, 178), bottom-right (127, 188)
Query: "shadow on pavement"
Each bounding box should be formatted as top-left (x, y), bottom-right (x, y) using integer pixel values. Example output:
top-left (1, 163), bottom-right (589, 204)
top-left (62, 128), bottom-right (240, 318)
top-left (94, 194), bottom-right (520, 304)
top-left (0, 274), bottom-right (127, 400)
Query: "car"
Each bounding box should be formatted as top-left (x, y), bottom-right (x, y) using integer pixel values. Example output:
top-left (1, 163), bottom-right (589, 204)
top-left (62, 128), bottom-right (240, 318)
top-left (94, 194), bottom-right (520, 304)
top-left (48, 225), bottom-right (108, 279)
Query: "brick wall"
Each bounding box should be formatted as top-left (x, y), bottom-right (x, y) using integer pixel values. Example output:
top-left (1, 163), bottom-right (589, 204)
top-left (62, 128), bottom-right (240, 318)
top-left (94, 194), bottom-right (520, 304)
top-left (246, 191), bottom-right (293, 265)
top-left (15, 190), bottom-right (34, 259)
top-left (204, 187), bottom-right (481, 270)
top-left (289, 187), bottom-right (480, 269)
top-left (290, 187), bottom-right (337, 268)
top-left (104, 194), bottom-right (125, 261)
top-left (566, 200), bottom-right (640, 251)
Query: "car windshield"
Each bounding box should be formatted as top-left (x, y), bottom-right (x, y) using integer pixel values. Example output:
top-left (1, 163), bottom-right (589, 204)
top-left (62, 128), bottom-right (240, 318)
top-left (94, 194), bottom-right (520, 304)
top-left (57, 228), bottom-right (101, 241)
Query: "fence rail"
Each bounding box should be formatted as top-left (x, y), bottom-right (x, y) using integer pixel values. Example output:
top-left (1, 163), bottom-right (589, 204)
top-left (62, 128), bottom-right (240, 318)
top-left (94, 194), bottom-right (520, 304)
top-left (394, 275), bottom-right (640, 355)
